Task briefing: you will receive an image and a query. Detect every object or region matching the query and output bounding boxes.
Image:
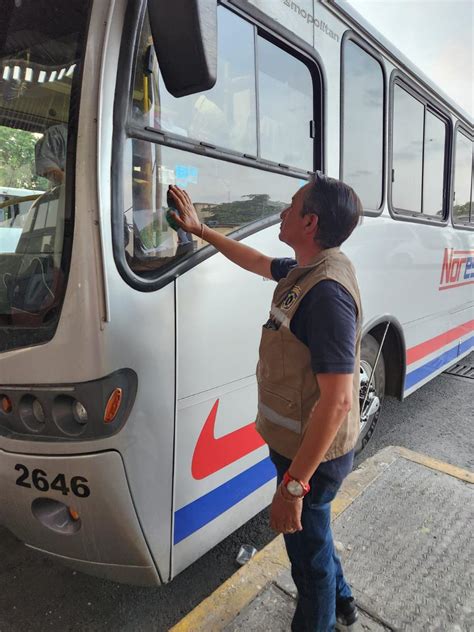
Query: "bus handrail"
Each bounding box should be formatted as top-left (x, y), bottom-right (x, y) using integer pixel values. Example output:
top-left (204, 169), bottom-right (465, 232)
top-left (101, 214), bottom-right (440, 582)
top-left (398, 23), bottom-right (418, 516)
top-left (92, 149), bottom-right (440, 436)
top-left (0, 193), bottom-right (42, 210)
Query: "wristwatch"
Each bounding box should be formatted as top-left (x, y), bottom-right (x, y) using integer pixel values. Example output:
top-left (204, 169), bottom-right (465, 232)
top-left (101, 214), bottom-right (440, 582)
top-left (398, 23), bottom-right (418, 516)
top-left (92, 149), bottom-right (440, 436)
top-left (282, 471), bottom-right (310, 498)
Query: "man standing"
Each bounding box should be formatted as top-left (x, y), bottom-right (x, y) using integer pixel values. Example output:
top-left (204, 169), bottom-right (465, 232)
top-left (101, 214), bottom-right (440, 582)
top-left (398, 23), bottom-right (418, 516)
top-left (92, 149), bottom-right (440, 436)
top-left (169, 172), bottom-right (362, 631)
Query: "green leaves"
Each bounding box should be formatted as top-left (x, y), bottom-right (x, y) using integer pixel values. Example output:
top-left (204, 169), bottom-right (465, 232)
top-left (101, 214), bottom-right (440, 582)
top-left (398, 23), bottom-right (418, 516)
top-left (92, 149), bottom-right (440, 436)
top-left (0, 126), bottom-right (48, 190)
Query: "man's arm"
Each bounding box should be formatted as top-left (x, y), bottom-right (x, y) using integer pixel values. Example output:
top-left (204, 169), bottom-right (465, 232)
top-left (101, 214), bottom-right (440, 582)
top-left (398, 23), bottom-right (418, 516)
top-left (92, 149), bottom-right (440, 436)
top-left (288, 373), bottom-right (353, 484)
top-left (168, 185), bottom-right (274, 279)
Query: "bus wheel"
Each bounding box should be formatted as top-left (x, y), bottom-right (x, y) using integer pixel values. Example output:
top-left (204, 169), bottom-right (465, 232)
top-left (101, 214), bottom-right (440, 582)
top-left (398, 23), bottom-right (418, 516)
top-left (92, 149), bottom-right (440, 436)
top-left (356, 333), bottom-right (386, 453)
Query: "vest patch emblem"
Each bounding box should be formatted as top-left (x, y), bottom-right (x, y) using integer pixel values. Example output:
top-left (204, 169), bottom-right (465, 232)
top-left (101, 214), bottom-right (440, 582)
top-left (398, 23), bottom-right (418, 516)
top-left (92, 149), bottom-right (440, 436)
top-left (281, 285), bottom-right (302, 310)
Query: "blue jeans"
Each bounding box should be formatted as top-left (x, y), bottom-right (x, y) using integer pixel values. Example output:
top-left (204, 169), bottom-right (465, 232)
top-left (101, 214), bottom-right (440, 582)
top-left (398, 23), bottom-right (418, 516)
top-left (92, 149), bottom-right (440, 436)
top-left (269, 449), bottom-right (353, 632)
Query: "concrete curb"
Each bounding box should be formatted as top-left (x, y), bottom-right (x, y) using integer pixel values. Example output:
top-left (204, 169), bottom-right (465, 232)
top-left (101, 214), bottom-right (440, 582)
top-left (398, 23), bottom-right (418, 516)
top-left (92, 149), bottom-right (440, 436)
top-left (170, 446), bottom-right (473, 632)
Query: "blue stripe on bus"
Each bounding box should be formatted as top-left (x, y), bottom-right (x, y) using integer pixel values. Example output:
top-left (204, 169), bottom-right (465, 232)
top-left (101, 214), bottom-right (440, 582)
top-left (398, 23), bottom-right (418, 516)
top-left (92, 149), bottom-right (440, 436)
top-left (459, 335), bottom-right (474, 355)
top-left (405, 336), bottom-right (474, 390)
top-left (174, 456), bottom-right (276, 544)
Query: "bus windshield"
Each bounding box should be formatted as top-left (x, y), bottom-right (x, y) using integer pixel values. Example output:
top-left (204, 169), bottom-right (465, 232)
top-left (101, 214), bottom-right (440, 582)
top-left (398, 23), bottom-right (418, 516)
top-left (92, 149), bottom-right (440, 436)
top-left (0, 0), bottom-right (90, 352)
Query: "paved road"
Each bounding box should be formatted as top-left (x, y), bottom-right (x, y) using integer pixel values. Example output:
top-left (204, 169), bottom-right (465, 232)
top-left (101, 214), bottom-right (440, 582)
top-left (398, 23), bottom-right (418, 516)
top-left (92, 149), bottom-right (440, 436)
top-left (0, 353), bottom-right (472, 632)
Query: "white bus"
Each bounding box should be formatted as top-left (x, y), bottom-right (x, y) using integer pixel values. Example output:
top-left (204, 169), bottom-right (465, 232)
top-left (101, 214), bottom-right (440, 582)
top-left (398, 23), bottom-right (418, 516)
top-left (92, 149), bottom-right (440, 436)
top-left (0, 0), bottom-right (472, 586)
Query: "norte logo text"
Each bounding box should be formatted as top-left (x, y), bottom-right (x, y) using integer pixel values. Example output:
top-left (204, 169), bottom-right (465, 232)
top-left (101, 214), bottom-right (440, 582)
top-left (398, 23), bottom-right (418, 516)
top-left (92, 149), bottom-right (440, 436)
top-left (439, 248), bottom-right (474, 290)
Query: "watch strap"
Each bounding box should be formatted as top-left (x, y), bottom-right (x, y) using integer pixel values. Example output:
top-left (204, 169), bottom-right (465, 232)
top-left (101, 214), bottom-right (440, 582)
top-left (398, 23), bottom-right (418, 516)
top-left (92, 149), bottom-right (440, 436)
top-left (282, 470), bottom-right (311, 497)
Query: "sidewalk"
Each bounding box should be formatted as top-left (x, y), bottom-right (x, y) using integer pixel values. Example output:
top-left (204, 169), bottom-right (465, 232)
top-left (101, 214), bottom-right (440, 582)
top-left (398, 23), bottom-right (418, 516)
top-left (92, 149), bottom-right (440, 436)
top-left (171, 446), bottom-right (474, 632)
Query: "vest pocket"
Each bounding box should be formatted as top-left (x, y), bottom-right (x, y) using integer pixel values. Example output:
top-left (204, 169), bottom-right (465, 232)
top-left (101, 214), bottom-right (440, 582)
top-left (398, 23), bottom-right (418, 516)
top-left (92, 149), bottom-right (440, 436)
top-left (258, 383), bottom-right (302, 434)
top-left (257, 326), bottom-right (285, 382)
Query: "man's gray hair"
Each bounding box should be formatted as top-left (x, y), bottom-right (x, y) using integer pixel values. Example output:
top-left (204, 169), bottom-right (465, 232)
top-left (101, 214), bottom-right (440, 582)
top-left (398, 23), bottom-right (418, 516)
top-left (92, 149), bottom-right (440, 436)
top-left (301, 172), bottom-right (362, 248)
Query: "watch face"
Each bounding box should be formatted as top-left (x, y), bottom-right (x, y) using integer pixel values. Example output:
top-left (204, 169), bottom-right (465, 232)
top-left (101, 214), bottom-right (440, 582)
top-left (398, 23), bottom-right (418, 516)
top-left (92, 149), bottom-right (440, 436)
top-left (287, 480), bottom-right (304, 497)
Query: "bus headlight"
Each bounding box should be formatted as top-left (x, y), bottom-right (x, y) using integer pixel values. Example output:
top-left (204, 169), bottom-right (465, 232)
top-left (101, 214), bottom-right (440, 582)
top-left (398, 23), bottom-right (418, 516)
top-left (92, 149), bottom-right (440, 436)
top-left (1, 368), bottom-right (137, 439)
top-left (53, 395), bottom-right (88, 436)
top-left (19, 394), bottom-right (46, 432)
top-left (32, 399), bottom-right (46, 424)
top-left (73, 401), bottom-right (88, 424)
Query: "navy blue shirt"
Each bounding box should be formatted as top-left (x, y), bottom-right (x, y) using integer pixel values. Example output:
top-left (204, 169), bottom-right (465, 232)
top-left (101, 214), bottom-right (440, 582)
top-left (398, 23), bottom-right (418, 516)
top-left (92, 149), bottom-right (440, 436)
top-left (271, 257), bottom-right (356, 483)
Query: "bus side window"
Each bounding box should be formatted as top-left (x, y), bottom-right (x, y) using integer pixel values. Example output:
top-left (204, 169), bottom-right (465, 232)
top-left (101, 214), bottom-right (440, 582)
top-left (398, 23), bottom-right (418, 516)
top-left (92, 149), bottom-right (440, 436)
top-left (392, 86), bottom-right (424, 214)
top-left (391, 83), bottom-right (449, 219)
top-left (257, 36), bottom-right (313, 171)
top-left (123, 5), bottom-right (319, 279)
top-left (452, 130), bottom-right (473, 225)
top-left (342, 39), bottom-right (384, 211)
top-left (132, 7), bottom-right (257, 157)
top-left (123, 139), bottom-right (297, 274)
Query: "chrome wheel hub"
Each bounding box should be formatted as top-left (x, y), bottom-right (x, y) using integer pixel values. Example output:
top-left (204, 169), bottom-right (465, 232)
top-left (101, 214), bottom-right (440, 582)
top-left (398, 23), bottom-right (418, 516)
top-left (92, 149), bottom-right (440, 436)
top-left (359, 360), bottom-right (380, 433)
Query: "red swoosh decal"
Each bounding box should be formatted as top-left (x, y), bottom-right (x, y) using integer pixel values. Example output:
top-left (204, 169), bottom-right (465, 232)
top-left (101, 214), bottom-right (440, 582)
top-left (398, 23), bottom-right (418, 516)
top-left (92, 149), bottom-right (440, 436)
top-left (192, 399), bottom-right (266, 479)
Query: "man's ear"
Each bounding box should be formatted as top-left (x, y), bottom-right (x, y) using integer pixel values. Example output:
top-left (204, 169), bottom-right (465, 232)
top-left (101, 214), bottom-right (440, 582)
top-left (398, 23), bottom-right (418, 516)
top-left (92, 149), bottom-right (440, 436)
top-left (304, 212), bottom-right (319, 236)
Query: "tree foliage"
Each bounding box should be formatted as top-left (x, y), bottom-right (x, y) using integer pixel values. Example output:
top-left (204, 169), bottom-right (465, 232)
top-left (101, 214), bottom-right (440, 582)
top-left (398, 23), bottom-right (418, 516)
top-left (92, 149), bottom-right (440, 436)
top-left (207, 194), bottom-right (286, 226)
top-left (453, 202), bottom-right (471, 222)
top-left (0, 126), bottom-right (47, 190)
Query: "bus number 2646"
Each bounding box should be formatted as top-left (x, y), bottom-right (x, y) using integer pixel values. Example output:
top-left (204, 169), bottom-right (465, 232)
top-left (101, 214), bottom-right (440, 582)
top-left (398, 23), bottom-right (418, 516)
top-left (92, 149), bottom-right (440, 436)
top-left (15, 464), bottom-right (91, 497)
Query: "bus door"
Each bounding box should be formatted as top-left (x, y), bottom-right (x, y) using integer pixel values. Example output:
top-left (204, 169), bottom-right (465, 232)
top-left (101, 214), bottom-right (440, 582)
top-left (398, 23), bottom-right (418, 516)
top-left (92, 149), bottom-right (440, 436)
top-left (173, 247), bottom-right (273, 575)
top-left (124, 2), bottom-right (319, 576)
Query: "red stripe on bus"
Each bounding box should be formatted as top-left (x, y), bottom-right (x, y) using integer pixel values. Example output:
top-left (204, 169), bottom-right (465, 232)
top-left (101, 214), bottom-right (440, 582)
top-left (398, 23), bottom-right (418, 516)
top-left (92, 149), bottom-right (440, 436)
top-left (439, 280), bottom-right (474, 291)
top-left (406, 320), bottom-right (474, 365)
top-left (192, 399), bottom-right (265, 479)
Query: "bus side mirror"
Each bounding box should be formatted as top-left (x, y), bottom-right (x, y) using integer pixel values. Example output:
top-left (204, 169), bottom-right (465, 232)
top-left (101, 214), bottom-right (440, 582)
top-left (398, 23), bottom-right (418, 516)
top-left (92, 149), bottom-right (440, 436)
top-left (147, 0), bottom-right (217, 98)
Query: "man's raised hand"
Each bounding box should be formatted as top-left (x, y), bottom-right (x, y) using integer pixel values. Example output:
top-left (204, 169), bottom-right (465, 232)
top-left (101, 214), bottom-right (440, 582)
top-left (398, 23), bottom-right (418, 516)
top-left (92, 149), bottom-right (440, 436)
top-left (168, 185), bottom-right (201, 235)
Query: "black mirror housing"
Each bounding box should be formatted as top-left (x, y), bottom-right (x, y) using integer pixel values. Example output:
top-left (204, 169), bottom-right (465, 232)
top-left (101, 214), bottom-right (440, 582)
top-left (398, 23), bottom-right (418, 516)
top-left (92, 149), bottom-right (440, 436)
top-left (147, 0), bottom-right (217, 98)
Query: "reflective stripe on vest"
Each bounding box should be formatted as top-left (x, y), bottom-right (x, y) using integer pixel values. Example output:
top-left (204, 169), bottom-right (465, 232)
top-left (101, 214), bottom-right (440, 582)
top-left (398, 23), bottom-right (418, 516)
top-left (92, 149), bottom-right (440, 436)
top-left (258, 402), bottom-right (300, 433)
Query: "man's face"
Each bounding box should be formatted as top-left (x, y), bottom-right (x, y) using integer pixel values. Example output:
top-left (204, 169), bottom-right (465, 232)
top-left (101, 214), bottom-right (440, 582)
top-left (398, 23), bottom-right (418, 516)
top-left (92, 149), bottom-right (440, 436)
top-left (279, 183), bottom-right (314, 248)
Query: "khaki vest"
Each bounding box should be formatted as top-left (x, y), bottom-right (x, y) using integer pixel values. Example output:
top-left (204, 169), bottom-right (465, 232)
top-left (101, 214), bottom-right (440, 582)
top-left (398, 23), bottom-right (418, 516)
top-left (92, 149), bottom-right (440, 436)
top-left (255, 247), bottom-right (362, 461)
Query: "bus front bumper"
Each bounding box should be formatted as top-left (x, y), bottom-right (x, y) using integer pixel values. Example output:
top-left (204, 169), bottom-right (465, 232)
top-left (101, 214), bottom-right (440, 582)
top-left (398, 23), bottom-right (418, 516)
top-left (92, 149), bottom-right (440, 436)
top-left (0, 448), bottom-right (161, 586)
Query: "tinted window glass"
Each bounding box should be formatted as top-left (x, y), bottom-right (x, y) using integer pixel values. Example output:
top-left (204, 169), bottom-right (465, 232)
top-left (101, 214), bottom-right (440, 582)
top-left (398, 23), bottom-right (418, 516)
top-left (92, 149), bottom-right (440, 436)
top-left (258, 37), bottom-right (313, 170)
top-left (392, 86), bottom-right (424, 213)
top-left (0, 0), bottom-right (90, 352)
top-left (342, 41), bottom-right (383, 210)
top-left (132, 7), bottom-right (257, 155)
top-left (423, 112), bottom-right (446, 216)
top-left (131, 8), bottom-right (315, 173)
top-left (453, 131), bottom-right (473, 224)
top-left (123, 140), bottom-right (302, 276)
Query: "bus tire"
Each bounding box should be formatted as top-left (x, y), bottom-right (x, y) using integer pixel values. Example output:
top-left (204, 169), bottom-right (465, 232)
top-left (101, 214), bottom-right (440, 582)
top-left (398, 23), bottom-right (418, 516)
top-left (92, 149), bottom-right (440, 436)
top-left (356, 333), bottom-right (386, 454)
